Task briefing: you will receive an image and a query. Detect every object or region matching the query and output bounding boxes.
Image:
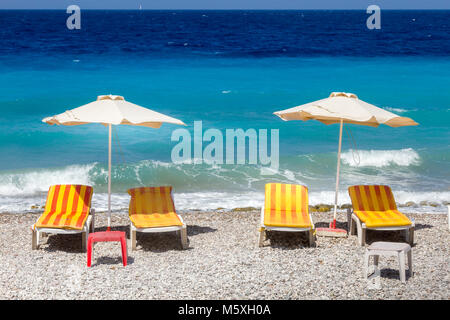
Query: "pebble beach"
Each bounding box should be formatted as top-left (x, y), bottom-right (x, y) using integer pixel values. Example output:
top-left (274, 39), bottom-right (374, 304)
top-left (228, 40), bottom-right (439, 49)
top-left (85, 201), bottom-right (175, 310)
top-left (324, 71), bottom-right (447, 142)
top-left (0, 210), bottom-right (448, 300)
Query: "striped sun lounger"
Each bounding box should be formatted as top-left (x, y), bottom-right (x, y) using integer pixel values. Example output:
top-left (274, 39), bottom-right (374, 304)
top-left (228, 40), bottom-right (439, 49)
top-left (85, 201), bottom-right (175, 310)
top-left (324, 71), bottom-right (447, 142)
top-left (347, 185), bottom-right (414, 246)
top-left (31, 184), bottom-right (95, 251)
top-left (128, 186), bottom-right (188, 250)
top-left (258, 183), bottom-right (315, 247)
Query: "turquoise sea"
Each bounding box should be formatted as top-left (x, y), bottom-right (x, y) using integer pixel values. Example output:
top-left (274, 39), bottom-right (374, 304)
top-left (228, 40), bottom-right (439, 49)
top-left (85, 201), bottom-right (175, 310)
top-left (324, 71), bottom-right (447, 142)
top-left (0, 10), bottom-right (449, 213)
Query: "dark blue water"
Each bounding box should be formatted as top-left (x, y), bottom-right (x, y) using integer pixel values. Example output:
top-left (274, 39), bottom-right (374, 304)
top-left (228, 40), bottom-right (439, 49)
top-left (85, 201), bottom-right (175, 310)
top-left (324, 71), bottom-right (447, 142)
top-left (0, 10), bottom-right (449, 58)
top-left (0, 10), bottom-right (449, 212)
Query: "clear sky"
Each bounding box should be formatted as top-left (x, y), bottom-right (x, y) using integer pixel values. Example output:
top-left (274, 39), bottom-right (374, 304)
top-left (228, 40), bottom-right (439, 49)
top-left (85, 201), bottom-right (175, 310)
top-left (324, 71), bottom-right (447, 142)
top-left (1, 0), bottom-right (449, 10)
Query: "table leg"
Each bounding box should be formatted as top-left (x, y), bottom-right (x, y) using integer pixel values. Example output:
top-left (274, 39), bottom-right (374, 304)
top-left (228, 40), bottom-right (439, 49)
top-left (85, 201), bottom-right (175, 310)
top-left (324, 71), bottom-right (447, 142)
top-left (407, 249), bottom-right (413, 277)
top-left (364, 252), bottom-right (370, 279)
top-left (399, 252), bottom-right (406, 283)
top-left (87, 237), bottom-right (93, 267)
top-left (120, 236), bottom-right (127, 267)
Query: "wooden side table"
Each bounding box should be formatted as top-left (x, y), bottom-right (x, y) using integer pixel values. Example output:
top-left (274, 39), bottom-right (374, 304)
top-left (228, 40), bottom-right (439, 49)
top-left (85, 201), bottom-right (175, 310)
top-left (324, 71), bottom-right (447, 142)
top-left (365, 241), bottom-right (412, 283)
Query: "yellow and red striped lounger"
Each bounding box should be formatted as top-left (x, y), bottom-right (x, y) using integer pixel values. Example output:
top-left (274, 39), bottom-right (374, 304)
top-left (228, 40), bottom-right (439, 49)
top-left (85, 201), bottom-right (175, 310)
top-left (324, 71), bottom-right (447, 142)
top-left (31, 184), bottom-right (95, 251)
top-left (258, 183), bottom-right (315, 247)
top-left (348, 185), bottom-right (414, 246)
top-left (127, 186), bottom-right (188, 250)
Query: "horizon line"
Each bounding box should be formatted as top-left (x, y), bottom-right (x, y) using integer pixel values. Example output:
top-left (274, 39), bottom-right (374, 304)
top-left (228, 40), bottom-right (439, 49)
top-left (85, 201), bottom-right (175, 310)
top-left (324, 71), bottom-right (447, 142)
top-left (1, 8), bottom-right (449, 11)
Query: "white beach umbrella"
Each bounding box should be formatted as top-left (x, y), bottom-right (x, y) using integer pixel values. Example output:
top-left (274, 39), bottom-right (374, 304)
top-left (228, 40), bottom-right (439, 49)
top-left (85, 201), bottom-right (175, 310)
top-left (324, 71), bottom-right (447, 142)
top-left (43, 94), bottom-right (186, 230)
top-left (274, 92), bottom-right (418, 233)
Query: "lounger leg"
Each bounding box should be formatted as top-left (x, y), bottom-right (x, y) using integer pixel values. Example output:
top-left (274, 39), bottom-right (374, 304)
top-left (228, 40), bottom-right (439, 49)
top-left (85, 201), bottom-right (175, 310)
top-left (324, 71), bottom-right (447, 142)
top-left (90, 217), bottom-right (95, 233)
top-left (36, 230), bottom-right (41, 249)
top-left (32, 229), bottom-right (37, 250)
top-left (130, 225), bottom-right (136, 251)
top-left (180, 225), bottom-right (188, 250)
top-left (81, 231), bottom-right (87, 252)
top-left (408, 227), bottom-right (414, 245)
top-left (90, 209), bottom-right (95, 233)
top-left (347, 209), bottom-right (353, 234)
top-left (258, 228), bottom-right (266, 247)
top-left (351, 216), bottom-right (357, 235)
top-left (361, 227), bottom-right (366, 246)
top-left (308, 229), bottom-right (315, 247)
top-left (356, 220), bottom-right (366, 246)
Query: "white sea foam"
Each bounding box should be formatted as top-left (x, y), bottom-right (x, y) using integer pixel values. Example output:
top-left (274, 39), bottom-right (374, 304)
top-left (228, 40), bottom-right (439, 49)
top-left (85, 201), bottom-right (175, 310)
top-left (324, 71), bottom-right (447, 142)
top-left (0, 163), bottom-right (96, 196)
top-left (306, 190), bottom-right (449, 211)
top-left (174, 191), bottom-right (264, 211)
top-left (383, 107), bottom-right (409, 113)
top-left (283, 169), bottom-right (296, 181)
top-left (0, 157), bottom-right (447, 214)
top-left (341, 148), bottom-right (420, 167)
top-left (2, 189), bottom-right (447, 214)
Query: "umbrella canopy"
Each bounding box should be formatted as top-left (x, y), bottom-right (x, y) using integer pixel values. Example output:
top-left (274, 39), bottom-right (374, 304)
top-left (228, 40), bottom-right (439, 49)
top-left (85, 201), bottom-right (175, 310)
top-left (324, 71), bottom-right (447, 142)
top-left (43, 94), bottom-right (186, 229)
top-left (274, 92), bottom-right (418, 230)
top-left (274, 92), bottom-right (418, 127)
top-left (43, 94), bottom-right (185, 127)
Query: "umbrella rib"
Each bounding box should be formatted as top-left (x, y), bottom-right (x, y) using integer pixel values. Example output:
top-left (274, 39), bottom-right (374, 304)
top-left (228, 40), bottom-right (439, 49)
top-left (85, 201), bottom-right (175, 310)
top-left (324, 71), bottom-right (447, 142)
top-left (63, 110), bottom-right (79, 121)
top-left (313, 104), bottom-right (338, 115)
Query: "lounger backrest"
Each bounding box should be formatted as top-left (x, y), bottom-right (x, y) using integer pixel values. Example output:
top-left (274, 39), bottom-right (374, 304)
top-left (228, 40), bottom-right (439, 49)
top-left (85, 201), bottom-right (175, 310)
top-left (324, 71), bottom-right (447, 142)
top-left (128, 186), bottom-right (176, 215)
top-left (265, 183), bottom-right (309, 215)
top-left (36, 184), bottom-right (93, 230)
top-left (348, 185), bottom-right (397, 211)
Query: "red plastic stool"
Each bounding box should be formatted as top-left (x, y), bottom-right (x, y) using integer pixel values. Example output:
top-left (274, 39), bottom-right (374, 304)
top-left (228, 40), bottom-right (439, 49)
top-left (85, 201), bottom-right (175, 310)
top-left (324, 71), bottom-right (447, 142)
top-left (87, 231), bottom-right (127, 267)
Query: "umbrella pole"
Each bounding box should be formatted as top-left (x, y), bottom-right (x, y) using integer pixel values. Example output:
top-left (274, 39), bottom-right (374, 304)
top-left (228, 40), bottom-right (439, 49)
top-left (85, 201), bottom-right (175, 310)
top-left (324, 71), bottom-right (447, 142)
top-left (332, 118), bottom-right (344, 228)
top-left (107, 123), bottom-right (112, 231)
top-left (313, 118), bottom-right (347, 238)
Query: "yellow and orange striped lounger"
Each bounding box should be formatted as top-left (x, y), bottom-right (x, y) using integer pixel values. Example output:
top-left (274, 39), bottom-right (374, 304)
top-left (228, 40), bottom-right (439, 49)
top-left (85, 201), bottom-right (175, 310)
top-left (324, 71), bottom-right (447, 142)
top-left (128, 186), bottom-right (188, 250)
top-left (31, 184), bottom-right (95, 252)
top-left (259, 183), bottom-right (315, 247)
top-left (348, 185), bottom-right (414, 246)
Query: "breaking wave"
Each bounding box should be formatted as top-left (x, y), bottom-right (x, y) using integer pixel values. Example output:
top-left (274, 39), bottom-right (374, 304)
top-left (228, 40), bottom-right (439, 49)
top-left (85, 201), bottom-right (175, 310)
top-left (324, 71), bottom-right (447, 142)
top-left (0, 163), bottom-right (96, 196)
top-left (0, 150), bottom-right (447, 214)
top-left (341, 148), bottom-right (420, 167)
